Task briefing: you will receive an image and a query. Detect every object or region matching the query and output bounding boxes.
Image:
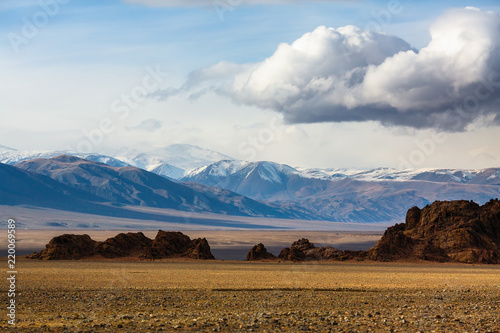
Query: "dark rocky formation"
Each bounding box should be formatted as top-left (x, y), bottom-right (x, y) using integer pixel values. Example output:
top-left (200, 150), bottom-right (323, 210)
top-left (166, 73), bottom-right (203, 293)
top-left (278, 247), bottom-right (306, 261)
top-left (291, 238), bottom-right (315, 251)
top-left (185, 238), bottom-right (215, 260)
top-left (278, 238), bottom-right (314, 261)
top-left (144, 231), bottom-right (192, 259)
top-left (277, 238), bottom-right (365, 261)
top-left (27, 234), bottom-right (96, 260)
top-left (368, 199), bottom-right (500, 263)
top-left (97, 232), bottom-right (153, 258)
top-left (28, 230), bottom-right (215, 260)
top-left (246, 243), bottom-right (276, 261)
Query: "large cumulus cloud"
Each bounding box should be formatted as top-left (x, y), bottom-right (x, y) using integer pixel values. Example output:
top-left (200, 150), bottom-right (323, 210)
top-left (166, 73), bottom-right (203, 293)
top-left (154, 7), bottom-right (500, 131)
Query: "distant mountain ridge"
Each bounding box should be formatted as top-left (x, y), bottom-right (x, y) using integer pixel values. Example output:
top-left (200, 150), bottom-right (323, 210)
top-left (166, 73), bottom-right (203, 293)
top-left (183, 160), bottom-right (500, 222)
top-left (14, 155), bottom-right (294, 219)
top-left (0, 148), bottom-right (129, 168)
top-left (2, 144), bottom-right (500, 224)
top-left (107, 144), bottom-right (235, 178)
top-left (0, 144), bottom-right (233, 179)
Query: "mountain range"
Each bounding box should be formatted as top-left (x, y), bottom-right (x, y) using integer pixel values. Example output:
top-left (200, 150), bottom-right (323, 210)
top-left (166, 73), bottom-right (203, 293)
top-left (0, 144), bottom-right (231, 179)
top-left (10, 155), bottom-right (295, 219)
top-left (1, 144), bottom-right (499, 225)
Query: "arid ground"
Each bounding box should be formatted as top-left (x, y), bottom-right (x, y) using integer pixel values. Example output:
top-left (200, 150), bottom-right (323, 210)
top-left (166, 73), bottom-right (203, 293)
top-left (1, 258), bottom-right (499, 332)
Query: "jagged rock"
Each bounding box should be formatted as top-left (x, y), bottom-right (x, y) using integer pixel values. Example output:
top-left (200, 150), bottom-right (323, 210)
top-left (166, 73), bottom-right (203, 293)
top-left (278, 238), bottom-right (315, 261)
top-left (278, 247), bottom-right (306, 261)
top-left (247, 243), bottom-right (276, 261)
top-left (185, 238), bottom-right (215, 260)
top-left (278, 239), bottom-right (354, 261)
top-left (144, 231), bottom-right (192, 259)
top-left (27, 234), bottom-right (96, 260)
top-left (367, 223), bottom-right (415, 261)
top-left (291, 238), bottom-right (315, 251)
top-left (28, 230), bottom-right (215, 260)
top-left (278, 247), bottom-right (291, 260)
top-left (96, 232), bottom-right (153, 258)
top-left (288, 247), bottom-right (306, 261)
top-left (368, 199), bottom-right (500, 263)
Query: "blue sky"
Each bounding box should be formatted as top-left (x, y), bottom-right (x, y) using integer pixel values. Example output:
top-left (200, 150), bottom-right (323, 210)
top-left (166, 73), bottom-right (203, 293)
top-left (1, 0), bottom-right (500, 169)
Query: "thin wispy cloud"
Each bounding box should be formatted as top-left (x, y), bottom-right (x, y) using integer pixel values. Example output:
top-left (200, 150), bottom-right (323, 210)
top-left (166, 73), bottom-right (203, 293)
top-left (152, 7), bottom-right (500, 131)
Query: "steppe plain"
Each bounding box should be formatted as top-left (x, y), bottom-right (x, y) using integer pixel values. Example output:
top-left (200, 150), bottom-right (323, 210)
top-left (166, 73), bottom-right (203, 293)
top-left (1, 230), bottom-right (500, 332)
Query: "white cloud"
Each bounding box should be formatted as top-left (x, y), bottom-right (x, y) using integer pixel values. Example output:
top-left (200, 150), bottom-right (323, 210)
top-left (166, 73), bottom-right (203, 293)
top-left (154, 7), bottom-right (500, 131)
top-left (127, 119), bottom-right (162, 131)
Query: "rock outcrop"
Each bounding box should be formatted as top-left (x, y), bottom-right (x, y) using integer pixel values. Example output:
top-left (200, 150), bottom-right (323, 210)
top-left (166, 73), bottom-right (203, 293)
top-left (368, 199), bottom-right (500, 263)
top-left (144, 231), bottom-right (192, 259)
top-left (246, 243), bottom-right (276, 261)
top-left (27, 234), bottom-right (97, 260)
top-left (28, 230), bottom-right (215, 260)
top-left (277, 238), bottom-right (365, 261)
top-left (185, 238), bottom-right (215, 260)
top-left (291, 238), bottom-right (315, 251)
top-left (97, 232), bottom-right (153, 258)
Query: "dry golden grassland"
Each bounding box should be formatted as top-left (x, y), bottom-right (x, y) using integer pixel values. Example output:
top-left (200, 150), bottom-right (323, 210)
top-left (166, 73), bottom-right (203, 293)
top-left (1, 259), bottom-right (499, 332)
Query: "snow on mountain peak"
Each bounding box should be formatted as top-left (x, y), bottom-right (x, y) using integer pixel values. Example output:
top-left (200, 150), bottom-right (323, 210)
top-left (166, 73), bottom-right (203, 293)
top-left (185, 160), bottom-right (300, 185)
top-left (110, 144), bottom-right (235, 176)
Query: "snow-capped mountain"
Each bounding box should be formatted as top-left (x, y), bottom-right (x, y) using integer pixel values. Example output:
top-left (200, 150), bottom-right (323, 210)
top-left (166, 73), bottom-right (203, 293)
top-left (7, 155), bottom-right (296, 221)
top-left (0, 149), bottom-right (129, 168)
top-left (2, 143), bottom-right (499, 223)
top-left (296, 167), bottom-right (490, 183)
top-left (108, 144), bottom-right (235, 179)
top-left (186, 160), bottom-right (500, 197)
top-left (182, 159), bottom-right (500, 222)
top-left (0, 144), bottom-right (234, 180)
top-left (183, 160), bottom-right (300, 200)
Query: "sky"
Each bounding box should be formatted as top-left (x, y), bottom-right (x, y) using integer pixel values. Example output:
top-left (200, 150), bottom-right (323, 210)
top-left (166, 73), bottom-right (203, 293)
top-left (1, 0), bottom-right (500, 170)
